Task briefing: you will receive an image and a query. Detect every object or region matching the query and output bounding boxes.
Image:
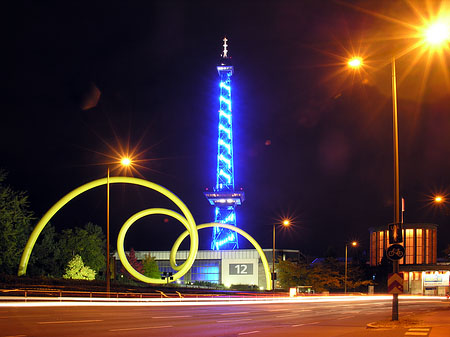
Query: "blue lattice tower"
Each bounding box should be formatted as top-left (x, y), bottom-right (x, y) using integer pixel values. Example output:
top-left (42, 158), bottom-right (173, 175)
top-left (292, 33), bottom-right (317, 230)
top-left (205, 38), bottom-right (245, 250)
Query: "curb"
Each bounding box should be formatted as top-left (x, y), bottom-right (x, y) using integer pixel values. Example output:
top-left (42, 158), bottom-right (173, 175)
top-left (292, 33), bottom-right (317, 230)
top-left (366, 319), bottom-right (427, 329)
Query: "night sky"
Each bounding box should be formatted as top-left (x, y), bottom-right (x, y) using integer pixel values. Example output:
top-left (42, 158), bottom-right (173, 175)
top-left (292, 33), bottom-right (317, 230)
top-left (4, 1), bottom-right (450, 259)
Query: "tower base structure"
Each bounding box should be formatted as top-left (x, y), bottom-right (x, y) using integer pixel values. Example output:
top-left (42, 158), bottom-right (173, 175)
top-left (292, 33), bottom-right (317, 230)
top-left (205, 191), bottom-right (245, 250)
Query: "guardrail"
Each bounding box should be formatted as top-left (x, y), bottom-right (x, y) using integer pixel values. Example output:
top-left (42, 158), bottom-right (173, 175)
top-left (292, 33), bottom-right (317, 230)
top-left (0, 288), bottom-right (285, 302)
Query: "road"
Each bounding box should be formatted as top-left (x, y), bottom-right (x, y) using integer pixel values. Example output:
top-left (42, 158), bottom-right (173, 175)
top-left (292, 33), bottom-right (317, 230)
top-left (0, 296), bottom-right (448, 337)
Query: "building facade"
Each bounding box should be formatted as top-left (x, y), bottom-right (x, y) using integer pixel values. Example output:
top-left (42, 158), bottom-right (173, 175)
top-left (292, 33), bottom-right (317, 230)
top-left (369, 223), bottom-right (449, 295)
top-left (113, 249), bottom-right (302, 290)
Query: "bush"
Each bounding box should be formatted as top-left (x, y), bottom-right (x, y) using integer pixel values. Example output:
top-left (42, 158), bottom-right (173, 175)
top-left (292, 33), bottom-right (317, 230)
top-left (63, 255), bottom-right (96, 280)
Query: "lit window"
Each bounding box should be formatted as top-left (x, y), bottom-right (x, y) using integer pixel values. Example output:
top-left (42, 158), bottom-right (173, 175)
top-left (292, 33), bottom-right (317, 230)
top-left (405, 229), bottom-right (414, 264)
top-left (378, 231), bottom-right (384, 264)
top-left (370, 232), bottom-right (376, 266)
top-left (416, 229), bottom-right (423, 264)
top-left (190, 260), bottom-right (220, 284)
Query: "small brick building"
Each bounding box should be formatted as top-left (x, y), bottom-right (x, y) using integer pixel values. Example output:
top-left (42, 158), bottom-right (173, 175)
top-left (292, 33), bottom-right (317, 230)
top-left (369, 223), bottom-right (449, 295)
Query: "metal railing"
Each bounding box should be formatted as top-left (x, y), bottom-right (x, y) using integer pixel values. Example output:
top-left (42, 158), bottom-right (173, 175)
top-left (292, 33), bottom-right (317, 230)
top-left (0, 288), bottom-right (284, 302)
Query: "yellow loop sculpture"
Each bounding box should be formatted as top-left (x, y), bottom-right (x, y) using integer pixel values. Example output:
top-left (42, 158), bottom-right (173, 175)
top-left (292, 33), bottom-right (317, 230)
top-left (18, 177), bottom-right (272, 290)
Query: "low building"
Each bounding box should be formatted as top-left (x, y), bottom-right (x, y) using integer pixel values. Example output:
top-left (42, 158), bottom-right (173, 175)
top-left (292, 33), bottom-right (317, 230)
top-left (369, 223), bottom-right (450, 295)
top-left (113, 249), bottom-right (302, 290)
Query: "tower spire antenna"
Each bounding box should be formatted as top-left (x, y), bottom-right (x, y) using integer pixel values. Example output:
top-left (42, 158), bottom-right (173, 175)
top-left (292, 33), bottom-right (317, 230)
top-left (221, 37), bottom-right (229, 58)
top-left (205, 37), bottom-right (244, 250)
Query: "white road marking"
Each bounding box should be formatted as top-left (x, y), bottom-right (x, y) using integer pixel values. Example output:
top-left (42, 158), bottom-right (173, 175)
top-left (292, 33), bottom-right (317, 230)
top-left (151, 315), bottom-right (191, 319)
top-left (5, 335), bottom-right (27, 337)
top-left (109, 325), bottom-right (173, 332)
top-left (217, 318), bottom-right (252, 323)
top-left (276, 313), bottom-right (299, 318)
top-left (408, 329), bottom-right (430, 331)
top-left (337, 315), bottom-right (355, 320)
top-left (238, 331), bottom-right (260, 335)
top-left (38, 319), bottom-right (102, 324)
top-left (267, 309), bottom-right (289, 312)
top-left (292, 321), bottom-right (320, 327)
top-left (295, 309), bottom-right (312, 312)
top-left (404, 333), bottom-right (428, 336)
top-left (221, 311), bottom-right (250, 315)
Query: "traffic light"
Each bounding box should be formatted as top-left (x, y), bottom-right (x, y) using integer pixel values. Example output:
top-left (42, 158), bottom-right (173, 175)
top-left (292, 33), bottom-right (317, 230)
top-left (388, 223), bottom-right (403, 244)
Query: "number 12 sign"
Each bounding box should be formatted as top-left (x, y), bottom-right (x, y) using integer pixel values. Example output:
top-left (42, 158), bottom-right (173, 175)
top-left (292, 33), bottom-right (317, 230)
top-left (229, 263), bottom-right (254, 275)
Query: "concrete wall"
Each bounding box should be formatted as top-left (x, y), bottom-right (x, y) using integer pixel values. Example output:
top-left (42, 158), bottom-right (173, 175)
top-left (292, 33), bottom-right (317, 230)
top-left (221, 258), bottom-right (259, 287)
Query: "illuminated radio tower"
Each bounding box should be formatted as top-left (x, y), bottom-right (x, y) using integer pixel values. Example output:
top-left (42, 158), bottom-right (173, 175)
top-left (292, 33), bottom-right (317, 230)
top-left (205, 37), bottom-right (245, 250)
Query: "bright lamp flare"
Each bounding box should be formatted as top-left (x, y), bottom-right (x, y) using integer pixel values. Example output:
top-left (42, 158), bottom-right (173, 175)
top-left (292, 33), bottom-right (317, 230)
top-left (351, 241), bottom-right (358, 247)
top-left (282, 219), bottom-right (290, 226)
top-left (425, 21), bottom-right (450, 46)
top-left (434, 195), bottom-right (444, 203)
top-left (348, 57), bottom-right (363, 68)
top-left (121, 157), bottom-right (132, 166)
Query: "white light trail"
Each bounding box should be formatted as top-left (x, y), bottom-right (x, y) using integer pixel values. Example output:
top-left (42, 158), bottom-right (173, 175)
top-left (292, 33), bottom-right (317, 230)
top-left (0, 295), bottom-right (445, 308)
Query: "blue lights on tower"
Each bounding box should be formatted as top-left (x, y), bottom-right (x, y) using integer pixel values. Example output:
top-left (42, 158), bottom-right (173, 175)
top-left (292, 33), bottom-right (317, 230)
top-left (205, 37), bottom-right (245, 250)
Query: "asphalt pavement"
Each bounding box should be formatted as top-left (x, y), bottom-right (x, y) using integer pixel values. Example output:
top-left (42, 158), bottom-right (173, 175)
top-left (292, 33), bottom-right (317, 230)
top-left (0, 296), bottom-right (448, 337)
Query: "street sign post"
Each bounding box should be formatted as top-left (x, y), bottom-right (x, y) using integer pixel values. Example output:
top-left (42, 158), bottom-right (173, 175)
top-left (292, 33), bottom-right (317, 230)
top-left (388, 273), bottom-right (404, 294)
top-left (387, 244), bottom-right (405, 261)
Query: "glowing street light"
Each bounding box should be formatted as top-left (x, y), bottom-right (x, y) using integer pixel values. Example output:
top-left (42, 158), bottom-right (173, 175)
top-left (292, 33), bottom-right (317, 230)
top-left (106, 156), bottom-right (133, 295)
top-left (345, 241), bottom-right (358, 294)
top-left (348, 57), bottom-right (363, 68)
top-left (121, 157), bottom-right (132, 166)
top-left (424, 21), bottom-right (450, 46)
top-left (272, 219), bottom-right (291, 291)
top-left (434, 195), bottom-right (444, 203)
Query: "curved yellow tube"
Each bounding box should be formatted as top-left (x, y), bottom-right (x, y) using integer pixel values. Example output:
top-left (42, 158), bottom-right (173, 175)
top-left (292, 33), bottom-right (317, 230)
top-left (170, 223), bottom-right (272, 290)
top-left (18, 177), bottom-right (198, 277)
top-left (117, 208), bottom-right (197, 284)
top-left (18, 177), bottom-right (271, 290)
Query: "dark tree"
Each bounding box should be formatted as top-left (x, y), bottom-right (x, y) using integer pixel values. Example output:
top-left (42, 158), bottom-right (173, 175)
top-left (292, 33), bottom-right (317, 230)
top-left (57, 222), bottom-right (106, 278)
top-left (28, 223), bottom-right (61, 277)
top-left (120, 248), bottom-right (143, 280)
top-left (142, 254), bottom-right (161, 279)
top-left (0, 170), bottom-right (34, 275)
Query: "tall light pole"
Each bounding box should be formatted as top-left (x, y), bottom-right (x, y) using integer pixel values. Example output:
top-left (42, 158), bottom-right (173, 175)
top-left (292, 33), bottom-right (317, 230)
top-left (390, 16), bottom-right (449, 317)
top-left (106, 167), bottom-right (110, 295)
top-left (348, 56), bottom-right (418, 318)
top-left (347, 19), bottom-right (448, 315)
top-left (272, 219), bottom-right (290, 291)
top-left (106, 157), bottom-right (132, 296)
top-left (391, 56), bottom-right (401, 320)
top-left (345, 241), bottom-right (357, 294)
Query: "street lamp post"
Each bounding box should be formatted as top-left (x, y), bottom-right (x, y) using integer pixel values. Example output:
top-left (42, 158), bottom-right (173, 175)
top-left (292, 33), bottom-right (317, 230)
top-left (345, 241), bottom-right (357, 294)
top-left (348, 54), bottom-right (400, 313)
top-left (346, 20), bottom-right (448, 316)
top-left (348, 56), bottom-right (406, 317)
top-left (391, 56), bottom-right (400, 321)
top-left (106, 157), bottom-right (132, 296)
top-left (272, 219), bottom-right (290, 291)
top-left (272, 222), bottom-right (275, 292)
top-left (106, 167), bottom-right (110, 295)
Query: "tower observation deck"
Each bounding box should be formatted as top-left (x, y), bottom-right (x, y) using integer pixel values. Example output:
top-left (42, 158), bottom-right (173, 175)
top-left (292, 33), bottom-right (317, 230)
top-left (205, 38), bottom-right (244, 250)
